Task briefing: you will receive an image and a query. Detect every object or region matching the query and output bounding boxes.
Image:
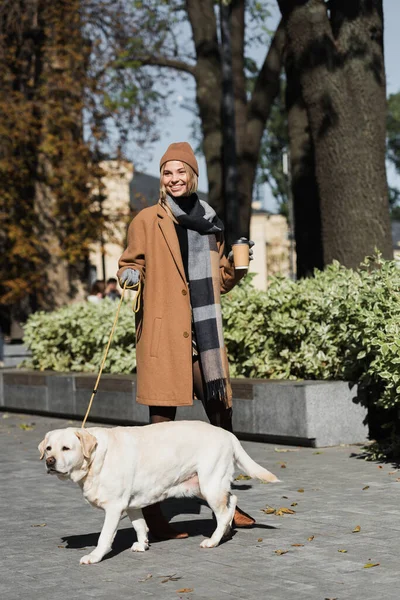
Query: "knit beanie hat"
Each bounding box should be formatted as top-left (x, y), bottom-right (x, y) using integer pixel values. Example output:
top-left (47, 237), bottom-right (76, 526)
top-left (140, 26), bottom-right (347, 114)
top-left (159, 142), bottom-right (199, 176)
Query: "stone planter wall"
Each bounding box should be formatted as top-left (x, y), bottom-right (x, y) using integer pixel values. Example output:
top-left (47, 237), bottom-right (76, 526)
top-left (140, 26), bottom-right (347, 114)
top-left (0, 370), bottom-right (368, 447)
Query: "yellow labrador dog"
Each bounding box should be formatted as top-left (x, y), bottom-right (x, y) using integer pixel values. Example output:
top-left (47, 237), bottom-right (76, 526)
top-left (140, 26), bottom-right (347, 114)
top-left (38, 421), bottom-right (279, 565)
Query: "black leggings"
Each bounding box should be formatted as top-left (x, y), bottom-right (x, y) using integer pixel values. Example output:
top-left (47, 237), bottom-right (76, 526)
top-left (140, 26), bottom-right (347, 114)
top-left (149, 358), bottom-right (233, 432)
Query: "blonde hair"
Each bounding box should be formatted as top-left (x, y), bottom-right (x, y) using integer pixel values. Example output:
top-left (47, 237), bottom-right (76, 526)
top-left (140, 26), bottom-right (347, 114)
top-left (159, 161), bottom-right (198, 204)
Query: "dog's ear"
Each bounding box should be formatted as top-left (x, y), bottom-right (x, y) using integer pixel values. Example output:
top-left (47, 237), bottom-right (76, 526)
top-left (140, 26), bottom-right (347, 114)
top-left (75, 430), bottom-right (97, 460)
top-left (38, 438), bottom-right (47, 460)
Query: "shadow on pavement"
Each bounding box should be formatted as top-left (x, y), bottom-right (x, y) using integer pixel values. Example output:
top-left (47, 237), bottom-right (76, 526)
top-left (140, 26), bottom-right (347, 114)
top-left (61, 518), bottom-right (239, 560)
top-left (60, 496), bottom-right (275, 559)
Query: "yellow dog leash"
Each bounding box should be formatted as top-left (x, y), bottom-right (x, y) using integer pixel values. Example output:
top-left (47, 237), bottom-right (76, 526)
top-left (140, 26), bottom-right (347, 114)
top-left (81, 278), bottom-right (141, 428)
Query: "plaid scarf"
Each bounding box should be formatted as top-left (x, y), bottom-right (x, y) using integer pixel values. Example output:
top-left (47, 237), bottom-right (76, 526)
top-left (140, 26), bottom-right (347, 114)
top-left (166, 195), bottom-right (229, 404)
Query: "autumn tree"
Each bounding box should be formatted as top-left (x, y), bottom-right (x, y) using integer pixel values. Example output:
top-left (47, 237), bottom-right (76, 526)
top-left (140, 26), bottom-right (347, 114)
top-left (120, 0), bottom-right (285, 239)
top-left (122, 0), bottom-right (391, 274)
top-left (0, 0), bottom-right (161, 320)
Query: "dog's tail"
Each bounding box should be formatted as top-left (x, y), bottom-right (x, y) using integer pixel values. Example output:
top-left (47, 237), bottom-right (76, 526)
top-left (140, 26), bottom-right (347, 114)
top-left (232, 435), bottom-right (280, 483)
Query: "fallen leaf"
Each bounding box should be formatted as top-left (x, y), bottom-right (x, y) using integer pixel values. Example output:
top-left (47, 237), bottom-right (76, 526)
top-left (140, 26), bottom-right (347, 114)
top-left (313, 451), bottom-right (323, 454)
top-left (159, 574), bottom-right (182, 583)
top-left (234, 474), bottom-right (252, 481)
top-left (352, 525), bottom-right (361, 533)
top-left (257, 538), bottom-right (263, 542)
top-left (19, 423), bottom-right (34, 431)
top-left (2, 413), bottom-right (9, 419)
top-left (281, 495), bottom-right (288, 499)
top-left (324, 598), bottom-right (338, 600)
top-left (297, 488), bottom-right (305, 493)
top-left (176, 589), bottom-right (193, 594)
top-left (275, 507), bottom-right (296, 516)
top-left (261, 507), bottom-right (276, 515)
top-left (338, 549), bottom-right (347, 553)
top-left (138, 574), bottom-right (152, 582)
top-left (363, 563), bottom-right (380, 569)
top-left (280, 463), bottom-right (287, 469)
top-left (377, 465), bottom-right (383, 469)
top-left (291, 502), bottom-right (298, 507)
top-left (362, 485), bottom-right (370, 490)
top-left (307, 535), bottom-right (314, 542)
top-left (395, 478), bottom-right (400, 482)
top-left (388, 471), bottom-right (398, 475)
top-left (274, 549), bottom-right (288, 555)
top-left (31, 523), bottom-right (46, 527)
top-left (274, 447), bottom-right (299, 452)
top-left (57, 545), bottom-right (65, 549)
top-left (291, 543), bottom-right (304, 547)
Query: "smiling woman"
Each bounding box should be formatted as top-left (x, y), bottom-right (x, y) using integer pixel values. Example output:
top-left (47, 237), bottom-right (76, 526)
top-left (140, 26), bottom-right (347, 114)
top-left (117, 141), bottom-right (255, 539)
top-left (161, 161), bottom-right (196, 198)
top-left (159, 142), bottom-right (199, 201)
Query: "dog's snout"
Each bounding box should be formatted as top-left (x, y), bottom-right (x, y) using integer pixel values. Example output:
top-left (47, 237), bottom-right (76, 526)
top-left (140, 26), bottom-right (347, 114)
top-left (46, 456), bottom-right (56, 468)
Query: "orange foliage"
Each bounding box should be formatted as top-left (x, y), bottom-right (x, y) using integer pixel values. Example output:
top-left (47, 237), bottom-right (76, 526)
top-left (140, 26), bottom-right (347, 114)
top-left (0, 0), bottom-right (106, 307)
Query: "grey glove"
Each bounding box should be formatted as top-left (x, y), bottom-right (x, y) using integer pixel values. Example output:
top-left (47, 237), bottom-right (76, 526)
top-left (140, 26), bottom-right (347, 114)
top-left (119, 268), bottom-right (140, 287)
top-left (228, 238), bottom-right (255, 263)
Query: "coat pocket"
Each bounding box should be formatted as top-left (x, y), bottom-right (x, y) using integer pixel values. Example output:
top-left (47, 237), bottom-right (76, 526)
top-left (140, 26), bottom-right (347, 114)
top-left (150, 317), bottom-right (162, 358)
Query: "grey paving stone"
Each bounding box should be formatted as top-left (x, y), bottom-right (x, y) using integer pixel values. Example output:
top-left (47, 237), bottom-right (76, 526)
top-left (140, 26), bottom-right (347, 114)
top-left (0, 410), bottom-right (399, 600)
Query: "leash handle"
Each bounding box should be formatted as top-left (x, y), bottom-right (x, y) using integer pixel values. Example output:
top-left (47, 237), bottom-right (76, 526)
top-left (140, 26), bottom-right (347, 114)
top-left (81, 276), bottom-right (141, 428)
top-left (131, 277), bottom-right (141, 313)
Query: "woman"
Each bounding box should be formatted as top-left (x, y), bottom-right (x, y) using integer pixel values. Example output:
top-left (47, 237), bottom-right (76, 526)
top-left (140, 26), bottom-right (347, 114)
top-left (118, 142), bottom-right (254, 539)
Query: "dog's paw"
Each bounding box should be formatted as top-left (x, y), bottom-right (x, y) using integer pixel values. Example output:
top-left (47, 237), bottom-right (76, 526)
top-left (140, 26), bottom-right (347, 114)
top-left (131, 540), bottom-right (149, 552)
top-left (80, 553), bottom-right (102, 565)
top-left (200, 538), bottom-right (217, 549)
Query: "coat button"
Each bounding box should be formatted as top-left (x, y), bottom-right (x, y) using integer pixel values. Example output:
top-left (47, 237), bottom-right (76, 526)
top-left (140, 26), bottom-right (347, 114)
top-left (183, 331), bottom-right (189, 338)
top-left (182, 289), bottom-right (187, 296)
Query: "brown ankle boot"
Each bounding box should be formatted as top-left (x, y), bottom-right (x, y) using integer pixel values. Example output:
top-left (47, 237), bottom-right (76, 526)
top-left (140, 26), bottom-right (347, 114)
top-left (142, 503), bottom-right (189, 540)
top-left (233, 506), bottom-right (255, 528)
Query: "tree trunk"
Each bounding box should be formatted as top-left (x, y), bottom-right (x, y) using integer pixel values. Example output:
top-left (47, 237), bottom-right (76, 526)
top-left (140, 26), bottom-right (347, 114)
top-left (280, 0), bottom-right (392, 268)
top-left (187, 2), bottom-right (284, 239)
top-left (220, 1), bottom-right (240, 245)
top-left (284, 35), bottom-right (324, 277)
top-left (187, 0), bottom-right (224, 217)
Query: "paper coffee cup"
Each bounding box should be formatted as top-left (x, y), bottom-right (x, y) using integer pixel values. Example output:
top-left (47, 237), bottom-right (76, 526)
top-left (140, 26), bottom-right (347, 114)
top-left (232, 240), bottom-right (250, 269)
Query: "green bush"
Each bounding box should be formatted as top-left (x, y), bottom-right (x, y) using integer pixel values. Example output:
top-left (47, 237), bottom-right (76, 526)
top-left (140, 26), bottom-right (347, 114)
top-left (225, 255), bottom-right (400, 416)
top-left (23, 299), bottom-right (136, 374)
top-left (24, 254), bottom-right (400, 417)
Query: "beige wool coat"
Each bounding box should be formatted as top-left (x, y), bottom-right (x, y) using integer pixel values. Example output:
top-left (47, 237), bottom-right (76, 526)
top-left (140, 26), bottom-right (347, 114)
top-left (117, 202), bottom-right (244, 407)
